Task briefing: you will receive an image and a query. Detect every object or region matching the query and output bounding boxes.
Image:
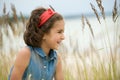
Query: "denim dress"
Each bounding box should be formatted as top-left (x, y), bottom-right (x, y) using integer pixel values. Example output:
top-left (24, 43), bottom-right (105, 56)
top-left (8, 46), bottom-right (58, 80)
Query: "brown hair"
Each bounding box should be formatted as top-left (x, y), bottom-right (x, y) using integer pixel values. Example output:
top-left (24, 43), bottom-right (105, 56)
top-left (24, 7), bottom-right (63, 47)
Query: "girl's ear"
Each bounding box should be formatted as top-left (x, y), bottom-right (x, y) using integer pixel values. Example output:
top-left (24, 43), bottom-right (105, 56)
top-left (42, 34), bottom-right (46, 40)
top-left (42, 36), bottom-right (46, 40)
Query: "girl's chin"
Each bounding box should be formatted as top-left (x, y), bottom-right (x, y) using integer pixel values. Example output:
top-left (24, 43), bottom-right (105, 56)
top-left (53, 47), bottom-right (58, 50)
top-left (51, 44), bottom-right (60, 50)
top-left (55, 47), bottom-right (58, 50)
top-left (53, 46), bottom-right (59, 50)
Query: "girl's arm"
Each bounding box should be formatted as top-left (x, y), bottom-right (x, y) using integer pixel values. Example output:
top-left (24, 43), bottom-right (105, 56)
top-left (55, 54), bottom-right (64, 80)
top-left (10, 47), bottom-right (30, 80)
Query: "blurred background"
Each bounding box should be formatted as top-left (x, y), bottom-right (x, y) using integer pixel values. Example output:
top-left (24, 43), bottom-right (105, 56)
top-left (0, 0), bottom-right (116, 17)
top-left (0, 0), bottom-right (120, 80)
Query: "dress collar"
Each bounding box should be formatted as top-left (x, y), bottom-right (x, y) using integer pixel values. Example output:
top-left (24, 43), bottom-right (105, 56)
top-left (31, 46), bottom-right (57, 60)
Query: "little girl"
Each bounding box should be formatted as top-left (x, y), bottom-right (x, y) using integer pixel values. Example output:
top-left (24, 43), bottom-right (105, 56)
top-left (8, 7), bottom-right (65, 80)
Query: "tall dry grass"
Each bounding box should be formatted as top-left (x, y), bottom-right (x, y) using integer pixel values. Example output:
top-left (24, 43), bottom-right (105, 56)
top-left (58, 0), bottom-right (120, 80)
top-left (0, 3), bottom-right (26, 79)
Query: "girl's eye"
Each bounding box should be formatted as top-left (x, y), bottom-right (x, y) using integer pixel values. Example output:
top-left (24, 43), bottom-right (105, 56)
top-left (58, 30), bottom-right (64, 34)
top-left (58, 31), bottom-right (62, 33)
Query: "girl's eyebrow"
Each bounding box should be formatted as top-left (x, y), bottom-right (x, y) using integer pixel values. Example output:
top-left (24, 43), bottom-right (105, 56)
top-left (57, 28), bottom-right (64, 31)
top-left (57, 29), bottom-right (64, 32)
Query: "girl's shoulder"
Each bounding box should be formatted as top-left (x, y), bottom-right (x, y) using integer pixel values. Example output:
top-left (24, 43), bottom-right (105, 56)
top-left (56, 53), bottom-right (62, 64)
top-left (9, 47), bottom-right (31, 79)
top-left (14, 46), bottom-right (31, 68)
top-left (18, 46), bottom-right (31, 58)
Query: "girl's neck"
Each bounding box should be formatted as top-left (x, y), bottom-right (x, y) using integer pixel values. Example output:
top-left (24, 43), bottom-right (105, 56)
top-left (41, 45), bottom-right (50, 56)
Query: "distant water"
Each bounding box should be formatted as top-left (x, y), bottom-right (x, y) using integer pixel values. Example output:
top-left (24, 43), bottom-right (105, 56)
top-left (62, 15), bottom-right (120, 54)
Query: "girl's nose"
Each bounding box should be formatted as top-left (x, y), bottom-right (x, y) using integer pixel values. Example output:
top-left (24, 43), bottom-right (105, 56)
top-left (61, 34), bottom-right (65, 40)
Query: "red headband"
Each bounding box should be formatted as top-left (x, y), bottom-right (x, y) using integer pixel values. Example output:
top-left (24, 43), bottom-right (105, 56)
top-left (38, 8), bottom-right (56, 27)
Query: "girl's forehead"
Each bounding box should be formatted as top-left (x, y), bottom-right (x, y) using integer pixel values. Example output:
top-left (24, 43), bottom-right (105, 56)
top-left (45, 20), bottom-right (64, 34)
top-left (52, 20), bottom-right (65, 29)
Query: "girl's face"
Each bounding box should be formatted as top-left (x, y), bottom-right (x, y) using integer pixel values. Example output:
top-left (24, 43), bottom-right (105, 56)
top-left (42, 20), bottom-right (65, 50)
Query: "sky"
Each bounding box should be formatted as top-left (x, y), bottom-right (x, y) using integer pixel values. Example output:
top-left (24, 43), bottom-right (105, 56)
top-left (0, 0), bottom-right (119, 17)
